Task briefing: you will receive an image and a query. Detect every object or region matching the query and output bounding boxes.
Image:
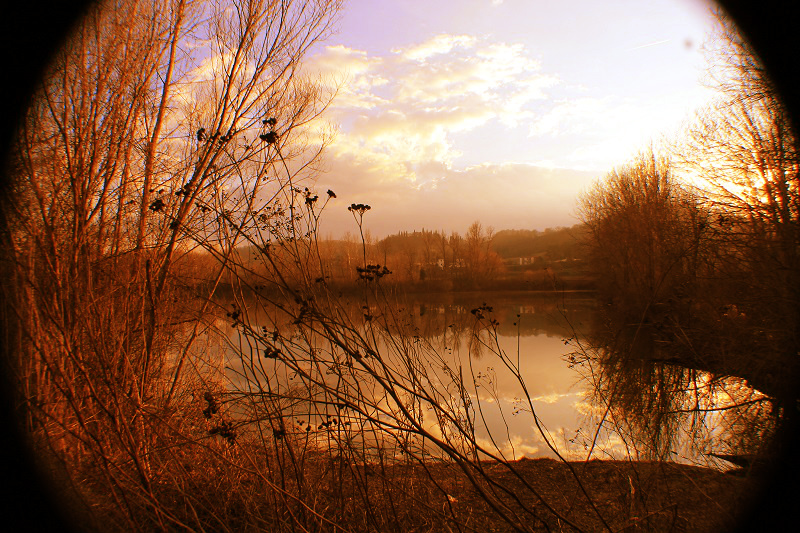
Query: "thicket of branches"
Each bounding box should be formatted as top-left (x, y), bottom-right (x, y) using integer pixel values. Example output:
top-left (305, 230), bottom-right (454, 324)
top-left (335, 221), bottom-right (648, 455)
top-left (0, 1), bottom-right (625, 531)
top-left (2, 0), bottom-right (346, 529)
top-left (577, 13), bottom-right (798, 462)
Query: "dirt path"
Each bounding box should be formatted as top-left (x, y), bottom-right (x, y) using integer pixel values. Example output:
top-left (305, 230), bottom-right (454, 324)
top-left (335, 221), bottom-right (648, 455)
top-left (406, 458), bottom-right (752, 532)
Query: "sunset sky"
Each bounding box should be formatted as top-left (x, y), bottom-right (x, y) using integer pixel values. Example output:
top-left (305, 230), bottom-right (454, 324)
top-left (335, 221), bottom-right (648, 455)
top-left (304, 0), bottom-right (720, 238)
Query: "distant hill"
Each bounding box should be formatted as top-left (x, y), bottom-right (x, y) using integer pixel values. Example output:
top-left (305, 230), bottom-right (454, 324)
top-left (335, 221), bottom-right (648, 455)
top-left (491, 224), bottom-right (588, 261)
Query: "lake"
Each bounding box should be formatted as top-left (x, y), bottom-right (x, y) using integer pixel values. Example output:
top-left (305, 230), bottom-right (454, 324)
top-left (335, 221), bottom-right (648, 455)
top-left (216, 289), bottom-right (761, 466)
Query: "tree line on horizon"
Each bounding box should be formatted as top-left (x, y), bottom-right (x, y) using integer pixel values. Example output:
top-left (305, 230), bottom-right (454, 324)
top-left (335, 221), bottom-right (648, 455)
top-left (220, 221), bottom-right (591, 290)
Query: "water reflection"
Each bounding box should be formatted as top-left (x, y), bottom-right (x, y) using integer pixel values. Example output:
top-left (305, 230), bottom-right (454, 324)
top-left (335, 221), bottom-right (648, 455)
top-left (572, 314), bottom-right (776, 468)
top-left (218, 290), bottom-right (599, 460)
top-left (216, 289), bottom-right (773, 467)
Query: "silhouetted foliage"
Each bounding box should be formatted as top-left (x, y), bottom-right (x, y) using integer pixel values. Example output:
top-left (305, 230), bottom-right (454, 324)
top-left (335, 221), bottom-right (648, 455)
top-left (577, 12), bottom-right (800, 478)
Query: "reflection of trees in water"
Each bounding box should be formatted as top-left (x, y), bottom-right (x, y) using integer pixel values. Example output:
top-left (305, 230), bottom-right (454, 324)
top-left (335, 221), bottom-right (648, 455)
top-left (390, 293), bottom-right (596, 340)
top-left (572, 16), bottom-right (800, 474)
top-left (221, 291), bottom-right (595, 363)
top-left (336, 293), bottom-right (596, 361)
top-left (572, 317), bottom-right (777, 464)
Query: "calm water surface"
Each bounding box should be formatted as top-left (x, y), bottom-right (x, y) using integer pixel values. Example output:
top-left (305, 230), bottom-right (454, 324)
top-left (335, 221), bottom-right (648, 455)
top-left (219, 291), bottom-right (612, 460)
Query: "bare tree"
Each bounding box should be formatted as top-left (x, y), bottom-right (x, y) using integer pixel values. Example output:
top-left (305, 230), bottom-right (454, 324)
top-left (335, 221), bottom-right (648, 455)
top-left (579, 150), bottom-right (709, 321)
top-left (675, 12), bottom-right (800, 406)
top-left (575, 13), bottom-right (799, 471)
top-left (4, 0), bottom-right (341, 529)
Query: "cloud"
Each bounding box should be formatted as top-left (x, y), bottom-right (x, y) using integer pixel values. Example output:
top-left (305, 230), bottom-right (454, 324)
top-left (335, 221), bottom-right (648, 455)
top-left (304, 34), bottom-right (687, 236)
top-left (305, 45), bottom-right (388, 110)
top-left (396, 34), bottom-right (476, 62)
top-left (526, 91), bottom-right (718, 170)
top-left (528, 98), bottom-right (609, 137)
top-left (395, 41), bottom-right (555, 106)
top-left (528, 392), bottom-right (579, 404)
top-left (307, 34), bottom-right (562, 202)
top-left (476, 435), bottom-right (540, 459)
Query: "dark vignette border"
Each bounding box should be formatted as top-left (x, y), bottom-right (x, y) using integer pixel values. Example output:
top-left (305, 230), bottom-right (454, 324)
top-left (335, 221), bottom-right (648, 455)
top-left (0, 1), bottom-right (796, 531)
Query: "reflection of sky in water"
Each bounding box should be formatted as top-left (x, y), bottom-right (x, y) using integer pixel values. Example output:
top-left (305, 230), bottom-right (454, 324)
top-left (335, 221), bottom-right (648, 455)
top-left (386, 321), bottom-right (637, 462)
top-left (218, 293), bottom-right (658, 462)
top-left (460, 333), bottom-right (586, 459)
